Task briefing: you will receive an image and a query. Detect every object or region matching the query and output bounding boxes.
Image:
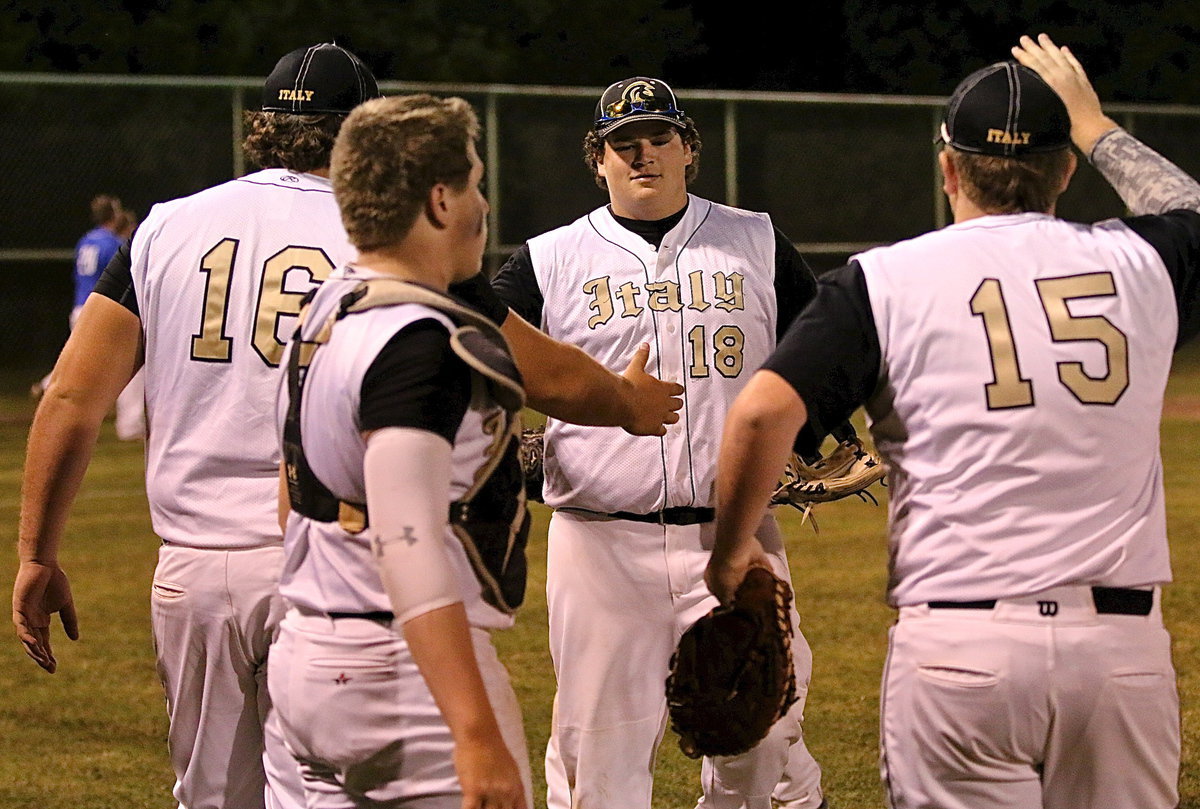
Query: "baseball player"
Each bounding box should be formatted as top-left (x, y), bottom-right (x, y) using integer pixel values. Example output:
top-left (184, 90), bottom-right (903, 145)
top-left (15, 43), bottom-right (383, 809)
top-left (73, 194), bottom-right (125, 323)
top-left (13, 43), bottom-right (680, 809)
top-left (491, 77), bottom-right (827, 809)
top-left (709, 35), bottom-right (1200, 809)
top-left (271, 92), bottom-right (529, 809)
top-left (35, 194), bottom-right (146, 439)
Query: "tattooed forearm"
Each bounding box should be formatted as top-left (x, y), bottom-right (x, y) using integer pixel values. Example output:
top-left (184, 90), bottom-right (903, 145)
top-left (1090, 128), bottom-right (1200, 216)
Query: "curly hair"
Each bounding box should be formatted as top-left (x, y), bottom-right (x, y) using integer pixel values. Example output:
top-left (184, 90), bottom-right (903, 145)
top-left (332, 94), bottom-right (479, 252)
top-left (947, 147), bottom-right (1075, 214)
top-left (241, 111), bottom-right (346, 173)
top-left (582, 117), bottom-right (702, 189)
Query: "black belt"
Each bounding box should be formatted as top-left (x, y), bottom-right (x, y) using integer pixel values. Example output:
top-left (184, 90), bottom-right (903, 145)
top-left (327, 611), bottom-right (395, 622)
top-left (607, 507), bottom-right (715, 526)
top-left (928, 586), bottom-right (1153, 616)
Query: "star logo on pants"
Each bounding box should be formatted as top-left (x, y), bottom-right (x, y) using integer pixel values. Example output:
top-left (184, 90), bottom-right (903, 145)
top-left (334, 672), bottom-right (351, 685)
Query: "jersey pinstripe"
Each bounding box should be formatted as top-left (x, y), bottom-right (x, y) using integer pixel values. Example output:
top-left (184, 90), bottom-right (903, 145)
top-left (129, 169), bottom-right (352, 549)
top-left (276, 269), bottom-right (514, 630)
top-left (856, 212), bottom-right (1178, 605)
top-left (527, 195), bottom-right (777, 513)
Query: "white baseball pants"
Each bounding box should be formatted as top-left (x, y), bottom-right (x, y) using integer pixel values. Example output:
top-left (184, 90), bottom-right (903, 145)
top-left (882, 586), bottom-right (1179, 809)
top-left (269, 608), bottom-right (532, 809)
top-left (151, 542), bottom-right (302, 809)
top-left (544, 511), bottom-right (824, 809)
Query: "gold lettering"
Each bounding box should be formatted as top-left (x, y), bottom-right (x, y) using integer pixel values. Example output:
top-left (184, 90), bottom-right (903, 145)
top-left (645, 281), bottom-right (683, 312)
top-left (582, 276), bottom-right (614, 329)
top-left (713, 272), bottom-right (745, 312)
top-left (276, 89), bottom-right (316, 102)
top-left (615, 281), bottom-right (643, 318)
top-left (687, 270), bottom-right (710, 312)
top-left (986, 128), bottom-right (1032, 145)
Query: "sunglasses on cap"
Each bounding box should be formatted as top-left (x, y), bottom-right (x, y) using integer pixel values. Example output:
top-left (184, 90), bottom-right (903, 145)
top-left (596, 95), bottom-right (684, 123)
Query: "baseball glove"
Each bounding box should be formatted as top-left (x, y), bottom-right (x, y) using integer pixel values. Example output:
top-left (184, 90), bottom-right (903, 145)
top-left (665, 567), bottom-right (798, 759)
top-left (772, 437), bottom-right (886, 510)
top-left (519, 425), bottom-right (545, 503)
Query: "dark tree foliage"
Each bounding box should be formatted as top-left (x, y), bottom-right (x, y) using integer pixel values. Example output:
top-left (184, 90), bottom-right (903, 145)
top-left (1, 0), bottom-right (702, 85)
top-left (673, 0), bottom-right (1200, 103)
top-left (2, 0), bottom-right (1198, 102)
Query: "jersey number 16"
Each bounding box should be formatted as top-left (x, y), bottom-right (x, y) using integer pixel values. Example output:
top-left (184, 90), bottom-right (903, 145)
top-left (190, 237), bottom-right (335, 367)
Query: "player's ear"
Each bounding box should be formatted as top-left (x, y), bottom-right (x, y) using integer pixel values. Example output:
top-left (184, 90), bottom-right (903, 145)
top-left (1060, 150), bottom-right (1077, 194)
top-left (426, 183), bottom-right (451, 230)
top-left (938, 150), bottom-right (958, 201)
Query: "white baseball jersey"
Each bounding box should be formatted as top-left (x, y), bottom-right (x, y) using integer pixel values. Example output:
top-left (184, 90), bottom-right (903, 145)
top-left (526, 195), bottom-right (778, 513)
top-left (128, 169), bottom-right (351, 548)
top-left (496, 195), bottom-right (825, 809)
top-left (276, 269), bottom-right (514, 631)
top-left (767, 210), bottom-right (1200, 607)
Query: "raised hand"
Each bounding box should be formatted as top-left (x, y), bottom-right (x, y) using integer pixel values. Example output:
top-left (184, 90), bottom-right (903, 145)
top-left (1011, 33), bottom-right (1118, 154)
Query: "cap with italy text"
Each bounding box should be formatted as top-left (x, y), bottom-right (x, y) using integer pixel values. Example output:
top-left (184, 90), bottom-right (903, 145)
top-left (940, 62), bottom-right (1070, 156)
top-left (261, 43), bottom-right (380, 115)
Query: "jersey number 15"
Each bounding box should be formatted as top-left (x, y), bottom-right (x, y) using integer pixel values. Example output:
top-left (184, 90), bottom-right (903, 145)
top-left (970, 271), bottom-right (1129, 409)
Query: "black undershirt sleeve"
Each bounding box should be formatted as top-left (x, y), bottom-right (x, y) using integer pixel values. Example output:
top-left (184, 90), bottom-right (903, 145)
top-left (93, 239), bottom-right (140, 316)
top-left (449, 272), bottom-right (510, 326)
top-left (358, 319), bottom-right (472, 443)
top-left (764, 261), bottom-right (882, 441)
top-left (771, 227), bottom-right (819, 342)
top-left (492, 244), bottom-right (544, 328)
top-left (1121, 209), bottom-right (1200, 348)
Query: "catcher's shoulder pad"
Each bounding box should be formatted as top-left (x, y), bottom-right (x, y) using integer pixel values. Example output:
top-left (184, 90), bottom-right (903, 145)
top-left (340, 278), bottom-right (525, 413)
top-left (665, 567), bottom-right (798, 759)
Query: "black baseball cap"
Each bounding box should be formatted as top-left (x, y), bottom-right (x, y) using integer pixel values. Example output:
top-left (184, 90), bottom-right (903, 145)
top-left (594, 77), bottom-right (687, 138)
top-left (261, 43), bottom-right (380, 115)
top-left (940, 62), bottom-right (1070, 156)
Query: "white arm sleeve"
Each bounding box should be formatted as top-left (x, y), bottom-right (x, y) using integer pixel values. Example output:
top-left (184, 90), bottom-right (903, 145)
top-left (363, 426), bottom-right (462, 625)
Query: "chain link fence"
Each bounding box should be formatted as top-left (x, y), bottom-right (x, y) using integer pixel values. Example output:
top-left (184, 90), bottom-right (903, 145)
top-left (4, 72), bottom-right (1200, 379)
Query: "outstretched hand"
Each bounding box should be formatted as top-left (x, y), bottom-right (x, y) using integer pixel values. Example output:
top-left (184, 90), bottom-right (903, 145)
top-left (618, 343), bottom-right (684, 437)
top-left (1011, 33), bottom-right (1118, 155)
top-left (12, 560), bottom-right (78, 673)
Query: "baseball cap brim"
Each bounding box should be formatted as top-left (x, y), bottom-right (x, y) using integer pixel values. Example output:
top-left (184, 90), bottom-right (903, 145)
top-left (596, 113), bottom-right (687, 139)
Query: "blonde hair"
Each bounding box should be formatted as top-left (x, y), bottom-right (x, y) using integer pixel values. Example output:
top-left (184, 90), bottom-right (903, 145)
top-left (332, 94), bottom-right (479, 251)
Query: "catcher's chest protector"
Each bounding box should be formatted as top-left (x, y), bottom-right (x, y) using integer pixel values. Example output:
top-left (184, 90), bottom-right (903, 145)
top-left (283, 278), bottom-right (530, 614)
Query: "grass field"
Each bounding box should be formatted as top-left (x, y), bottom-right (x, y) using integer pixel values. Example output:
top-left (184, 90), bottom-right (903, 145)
top-left (0, 341), bottom-right (1196, 808)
